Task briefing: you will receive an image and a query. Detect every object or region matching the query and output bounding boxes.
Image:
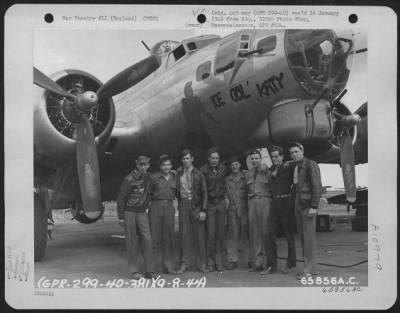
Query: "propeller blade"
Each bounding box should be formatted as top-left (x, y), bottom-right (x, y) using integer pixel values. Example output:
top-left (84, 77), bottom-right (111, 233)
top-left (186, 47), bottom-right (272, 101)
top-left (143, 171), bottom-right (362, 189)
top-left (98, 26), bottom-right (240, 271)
top-left (33, 67), bottom-right (75, 100)
top-left (75, 114), bottom-right (102, 219)
top-left (354, 101), bottom-right (368, 117)
top-left (97, 54), bottom-right (161, 99)
top-left (339, 129), bottom-right (357, 203)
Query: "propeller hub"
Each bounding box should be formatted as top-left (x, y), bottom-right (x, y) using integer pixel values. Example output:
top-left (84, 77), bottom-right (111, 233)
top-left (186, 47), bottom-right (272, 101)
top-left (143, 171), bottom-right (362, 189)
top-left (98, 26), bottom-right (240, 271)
top-left (77, 91), bottom-right (98, 112)
top-left (61, 91), bottom-right (99, 124)
top-left (341, 114), bottom-right (361, 127)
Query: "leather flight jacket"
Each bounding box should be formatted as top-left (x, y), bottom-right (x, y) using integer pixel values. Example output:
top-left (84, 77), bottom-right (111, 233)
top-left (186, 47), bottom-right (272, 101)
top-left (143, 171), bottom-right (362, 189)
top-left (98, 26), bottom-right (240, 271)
top-left (176, 166), bottom-right (208, 212)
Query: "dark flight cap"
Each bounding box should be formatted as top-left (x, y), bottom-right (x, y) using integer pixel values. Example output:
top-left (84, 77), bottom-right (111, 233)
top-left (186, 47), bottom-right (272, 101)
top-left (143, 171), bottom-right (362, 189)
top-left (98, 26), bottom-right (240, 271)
top-left (288, 142), bottom-right (304, 151)
top-left (228, 156), bottom-right (241, 165)
top-left (248, 148), bottom-right (262, 157)
top-left (136, 155), bottom-right (150, 164)
top-left (158, 154), bottom-right (172, 165)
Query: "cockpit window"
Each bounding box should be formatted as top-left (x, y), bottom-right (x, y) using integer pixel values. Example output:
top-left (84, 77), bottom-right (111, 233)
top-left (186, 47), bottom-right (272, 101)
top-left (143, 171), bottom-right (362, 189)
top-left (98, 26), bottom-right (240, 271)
top-left (187, 42), bottom-right (197, 51)
top-left (173, 45), bottom-right (186, 61)
top-left (215, 38), bottom-right (237, 74)
top-left (240, 42), bottom-right (249, 50)
top-left (257, 36), bottom-right (277, 54)
top-left (166, 44), bottom-right (187, 68)
top-left (238, 33), bottom-right (250, 57)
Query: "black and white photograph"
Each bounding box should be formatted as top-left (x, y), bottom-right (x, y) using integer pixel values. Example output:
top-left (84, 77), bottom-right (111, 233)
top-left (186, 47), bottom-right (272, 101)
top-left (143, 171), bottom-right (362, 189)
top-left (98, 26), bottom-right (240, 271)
top-left (4, 4), bottom-right (397, 310)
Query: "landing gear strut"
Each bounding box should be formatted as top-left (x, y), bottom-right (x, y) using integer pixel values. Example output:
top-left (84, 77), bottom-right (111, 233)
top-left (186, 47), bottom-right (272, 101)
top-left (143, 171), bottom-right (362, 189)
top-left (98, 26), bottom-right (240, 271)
top-left (34, 193), bottom-right (47, 261)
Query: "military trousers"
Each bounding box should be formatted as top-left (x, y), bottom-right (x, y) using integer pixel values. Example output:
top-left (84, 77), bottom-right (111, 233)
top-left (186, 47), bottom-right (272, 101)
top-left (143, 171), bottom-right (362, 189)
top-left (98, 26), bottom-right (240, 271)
top-left (149, 199), bottom-right (176, 272)
top-left (295, 196), bottom-right (317, 274)
top-left (248, 197), bottom-right (271, 269)
top-left (124, 211), bottom-right (154, 274)
top-left (206, 200), bottom-right (227, 268)
top-left (225, 200), bottom-right (250, 263)
top-left (265, 198), bottom-right (296, 270)
top-left (178, 199), bottom-right (207, 269)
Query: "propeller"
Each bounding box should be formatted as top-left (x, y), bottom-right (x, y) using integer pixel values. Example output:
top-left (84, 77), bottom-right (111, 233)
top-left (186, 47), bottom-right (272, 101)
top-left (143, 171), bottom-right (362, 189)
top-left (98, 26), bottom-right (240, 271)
top-left (73, 114), bottom-right (102, 218)
top-left (339, 128), bottom-right (357, 202)
top-left (97, 54), bottom-right (161, 100)
top-left (325, 38), bottom-right (359, 202)
top-left (330, 94), bottom-right (361, 203)
top-left (34, 68), bottom-right (76, 100)
top-left (354, 101), bottom-right (367, 117)
top-left (34, 54), bottom-right (161, 219)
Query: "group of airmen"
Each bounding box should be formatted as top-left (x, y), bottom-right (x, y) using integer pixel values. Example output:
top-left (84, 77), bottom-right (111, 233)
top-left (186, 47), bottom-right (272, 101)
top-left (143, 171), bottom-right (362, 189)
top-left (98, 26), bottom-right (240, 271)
top-left (116, 142), bottom-right (323, 281)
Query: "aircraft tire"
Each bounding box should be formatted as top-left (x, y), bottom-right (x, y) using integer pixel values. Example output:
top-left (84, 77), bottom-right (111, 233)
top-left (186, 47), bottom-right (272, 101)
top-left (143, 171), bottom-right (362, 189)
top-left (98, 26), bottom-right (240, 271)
top-left (34, 193), bottom-right (48, 261)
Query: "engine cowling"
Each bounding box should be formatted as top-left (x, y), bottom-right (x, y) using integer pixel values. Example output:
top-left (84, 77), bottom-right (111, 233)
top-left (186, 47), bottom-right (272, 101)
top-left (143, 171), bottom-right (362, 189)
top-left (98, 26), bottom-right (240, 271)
top-left (269, 99), bottom-right (333, 145)
top-left (34, 69), bottom-right (115, 168)
top-left (247, 98), bottom-right (359, 161)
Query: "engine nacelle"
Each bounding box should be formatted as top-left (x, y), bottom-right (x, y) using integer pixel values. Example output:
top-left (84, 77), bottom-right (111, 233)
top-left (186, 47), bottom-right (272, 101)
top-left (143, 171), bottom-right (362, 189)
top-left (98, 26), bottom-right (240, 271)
top-left (34, 69), bottom-right (115, 168)
top-left (269, 99), bottom-right (333, 145)
top-left (247, 98), bottom-right (358, 160)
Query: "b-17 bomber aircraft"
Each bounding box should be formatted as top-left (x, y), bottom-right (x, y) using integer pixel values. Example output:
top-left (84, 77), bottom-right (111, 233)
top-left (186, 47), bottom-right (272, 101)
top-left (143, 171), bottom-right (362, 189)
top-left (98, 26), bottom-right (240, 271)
top-left (33, 29), bottom-right (368, 261)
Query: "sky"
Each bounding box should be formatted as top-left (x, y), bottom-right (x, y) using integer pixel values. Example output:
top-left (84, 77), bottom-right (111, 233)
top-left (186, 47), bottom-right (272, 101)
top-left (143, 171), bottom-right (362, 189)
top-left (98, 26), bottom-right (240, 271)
top-left (34, 29), bottom-right (368, 188)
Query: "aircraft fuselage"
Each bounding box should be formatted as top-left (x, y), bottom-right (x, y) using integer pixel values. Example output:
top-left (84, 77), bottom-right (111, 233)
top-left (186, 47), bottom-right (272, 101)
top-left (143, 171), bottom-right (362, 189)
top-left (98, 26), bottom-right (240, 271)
top-left (104, 30), bottom-right (322, 175)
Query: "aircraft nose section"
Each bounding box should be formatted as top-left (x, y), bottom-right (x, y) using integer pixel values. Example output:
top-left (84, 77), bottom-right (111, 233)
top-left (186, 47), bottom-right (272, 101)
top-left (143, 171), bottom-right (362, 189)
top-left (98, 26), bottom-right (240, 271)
top-left (285, 29), bottom-right (354, 99)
